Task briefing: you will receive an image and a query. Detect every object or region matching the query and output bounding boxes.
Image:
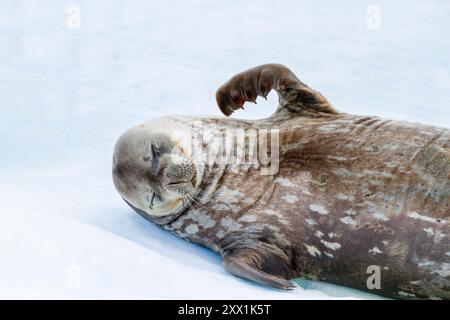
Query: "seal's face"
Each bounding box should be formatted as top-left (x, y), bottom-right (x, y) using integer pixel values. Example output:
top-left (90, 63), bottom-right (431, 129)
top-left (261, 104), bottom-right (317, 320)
top-left (112, 119), bottom-right (197, 222)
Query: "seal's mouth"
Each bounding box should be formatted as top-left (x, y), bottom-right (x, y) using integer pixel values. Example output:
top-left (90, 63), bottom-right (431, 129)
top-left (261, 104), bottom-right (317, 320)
top-left (136, 162), bottom-right (198, 220)
top-left (167, 181), bottom-right (191, 186)
top-left (165, 171), bottom-right (197, 187)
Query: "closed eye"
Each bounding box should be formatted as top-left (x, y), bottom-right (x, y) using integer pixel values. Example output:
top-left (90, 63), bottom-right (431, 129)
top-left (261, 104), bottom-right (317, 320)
top-left (151, 143), bottom-right (159, 175)
top-left (149, 191), bottom-right (156, 209)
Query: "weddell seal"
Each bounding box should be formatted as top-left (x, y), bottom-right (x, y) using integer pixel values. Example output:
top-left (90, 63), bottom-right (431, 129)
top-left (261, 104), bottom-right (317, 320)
top-left (112, 64), bottom-right (450, 299)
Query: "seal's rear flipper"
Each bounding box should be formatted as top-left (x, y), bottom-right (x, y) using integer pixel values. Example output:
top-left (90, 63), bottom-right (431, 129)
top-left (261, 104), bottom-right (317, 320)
top-left (221, 245), bottom-right (296, 290)
top-left (216, 63), bottom-right (337, 117)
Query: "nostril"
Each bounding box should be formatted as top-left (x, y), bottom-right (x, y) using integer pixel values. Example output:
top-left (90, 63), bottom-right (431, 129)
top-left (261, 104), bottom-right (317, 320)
top-left (190, 171), bottom-right (197, 186)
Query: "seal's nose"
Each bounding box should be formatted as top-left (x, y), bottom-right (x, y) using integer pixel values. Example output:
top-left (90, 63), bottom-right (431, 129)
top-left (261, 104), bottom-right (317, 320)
top-left (190, 170), bottom-right (197, 186)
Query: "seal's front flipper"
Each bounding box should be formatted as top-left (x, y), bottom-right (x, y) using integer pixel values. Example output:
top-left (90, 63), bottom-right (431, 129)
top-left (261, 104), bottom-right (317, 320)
top-left (221, 245), bottom-right (296, 290)
top-left (215, 63), bottom-right (337, 117)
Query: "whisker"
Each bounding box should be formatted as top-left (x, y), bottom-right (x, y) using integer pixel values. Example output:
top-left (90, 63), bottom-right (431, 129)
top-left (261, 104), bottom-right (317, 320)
top-left (186, 193), bottom-right (209, 211)
top-left (181, 193), bottom-right (196, 214)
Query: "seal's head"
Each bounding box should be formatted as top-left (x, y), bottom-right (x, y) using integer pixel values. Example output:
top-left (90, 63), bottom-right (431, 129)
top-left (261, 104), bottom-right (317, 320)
top-left (112, 118), bottom-right (197, 224)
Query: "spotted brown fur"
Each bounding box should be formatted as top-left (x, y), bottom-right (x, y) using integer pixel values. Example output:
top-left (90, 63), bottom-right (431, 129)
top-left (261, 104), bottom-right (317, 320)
top-left (113, 64), bottom-right (450, 299)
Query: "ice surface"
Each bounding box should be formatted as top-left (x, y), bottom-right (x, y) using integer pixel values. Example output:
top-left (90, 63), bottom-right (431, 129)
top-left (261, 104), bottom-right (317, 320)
top-left (0, 0), bottom-right (448, 299)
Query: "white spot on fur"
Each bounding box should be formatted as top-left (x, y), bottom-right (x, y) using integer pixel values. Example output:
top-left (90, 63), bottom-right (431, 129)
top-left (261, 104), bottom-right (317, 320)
top-left (220, 217), bottom-right (242, 232)
top-left (297, 171), bottom-right (313, 195)
top-left (344, 209), bottom-right (358, 216)
top-left (407, 211), bottom-right (439, 224)
top-left (319, 124), bottom-right (350, 134)
top-left (315, 231), bottom-right (324, 238)
top-left (369, 247), bottom-right (383, 255)
top-left (305, 218), bottom-right (318, 225)
top-left (328, 232), bottom-right (335, 238)
top-left (363, 170), bottom-right (394, 178)
top-left (275, 178), bottom-right (295, 187)
top-left (305, 244), bottom-right (321, 257)
top-left (186, 209), bottom-right (216, 229)
top-left (417, 260), bottom-right (434, 268)
top-left (336, 193), bottom-right (353, 201)
top-left (320, 240), bottom-right (341, 251)
top-left (324, 252), bottom-right (334, 258)
top-left (318, 124), bottom-right (339, 132)
top-left (263, 209), bottom-right (289, 225)
top-left (216, 186), bottom-right (249, 207)
top-left (386, 161), bottom-right (398, 168)
top-left (340, 216), bottom-right (356, 225)
top-left (309, 204), bottom-right (328, 215)
top-left (417, 259), bottom-right (450, 277)
top-left (264, 209), bottom-right (277, 215)
top-left (332, 168), bottom-right (351, 178)
top-left (185, 224), bottom-right (198, 235)
top-left (217, 187), bottom-right (242, 200)
top-left (328, 155), bottom-right (353, 161)
top-left (434, 230), bottom-right (446, 241)
top-left (373, 212), bottom-right (389, 221)
top-left (216, 230), bottom-right (225, 239)
top-left (423, 227), bottom-right (434, 236)
top-left (282, 194), bottom-right (299, 204)
top-left (272, 231), bottom-right (290, 246)
top-left (238, 215), bottom-right (257, 223)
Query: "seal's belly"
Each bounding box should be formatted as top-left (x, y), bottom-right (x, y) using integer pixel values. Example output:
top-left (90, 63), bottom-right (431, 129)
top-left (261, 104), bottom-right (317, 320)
top-left (263, 122), bottom-right (450, 298)
top-left (163, 115), bottom-right (449, 299)
top-left (114, 62), bottom-right (450, 299)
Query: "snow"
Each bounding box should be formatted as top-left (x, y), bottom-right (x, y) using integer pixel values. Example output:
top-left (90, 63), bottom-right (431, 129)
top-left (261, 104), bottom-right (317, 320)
top-left (0, 0), bottom-right (448, 299)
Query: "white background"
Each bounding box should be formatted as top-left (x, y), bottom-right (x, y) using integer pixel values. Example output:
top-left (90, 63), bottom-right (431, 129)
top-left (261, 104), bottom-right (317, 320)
top-left (0, 0), bottom-right (449, 299)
